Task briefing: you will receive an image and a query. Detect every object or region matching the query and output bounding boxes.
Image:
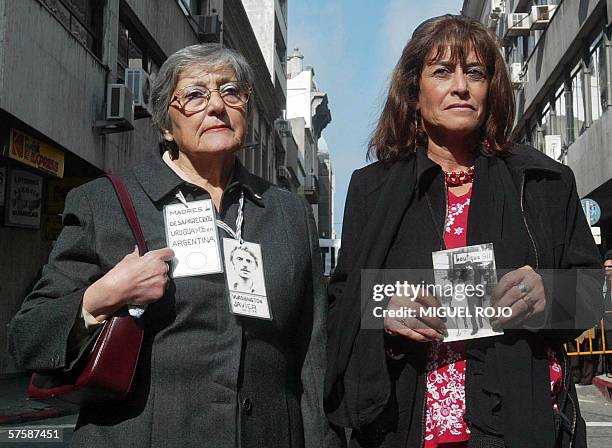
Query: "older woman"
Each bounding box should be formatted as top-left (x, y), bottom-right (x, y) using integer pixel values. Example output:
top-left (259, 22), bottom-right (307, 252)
top-left (9, 44), bottom-right (336, 448)
top-left (325, 15), bottom-right (602, 448)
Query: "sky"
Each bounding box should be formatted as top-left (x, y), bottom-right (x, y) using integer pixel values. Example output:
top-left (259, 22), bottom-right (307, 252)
top-left (288, 0), bottom-right (464, 236)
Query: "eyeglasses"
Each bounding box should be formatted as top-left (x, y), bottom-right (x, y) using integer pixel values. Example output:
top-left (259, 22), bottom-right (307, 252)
top-left (170, 81), bottom-right (252, 113)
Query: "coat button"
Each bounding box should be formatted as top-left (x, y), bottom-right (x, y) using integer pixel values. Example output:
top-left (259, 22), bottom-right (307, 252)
top-left (242, 397), bottom-right (253, 414)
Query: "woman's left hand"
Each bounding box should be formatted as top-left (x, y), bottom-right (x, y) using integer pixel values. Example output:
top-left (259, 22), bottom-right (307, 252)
top-left (491, 265), bottom-right (546, 327)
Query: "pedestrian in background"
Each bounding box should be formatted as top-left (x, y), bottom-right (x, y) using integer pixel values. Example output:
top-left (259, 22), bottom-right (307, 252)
top-left (600, 250), bottom-right (612, 375)
top-left (9, 43), bottom-right (341, 448)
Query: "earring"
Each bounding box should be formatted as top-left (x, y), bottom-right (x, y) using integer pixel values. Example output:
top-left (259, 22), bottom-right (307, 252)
top-left (162, 131), bottom-right (174, 142)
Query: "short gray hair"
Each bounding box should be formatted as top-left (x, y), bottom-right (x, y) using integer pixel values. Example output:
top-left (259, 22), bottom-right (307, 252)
top-left (150, 43), bottom-right (254, 145)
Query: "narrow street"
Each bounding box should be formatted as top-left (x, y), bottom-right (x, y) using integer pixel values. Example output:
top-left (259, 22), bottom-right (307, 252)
top-left (1, 379), bottom-right (610, 447)
top-left (577, 382), bottom-right (612, 448)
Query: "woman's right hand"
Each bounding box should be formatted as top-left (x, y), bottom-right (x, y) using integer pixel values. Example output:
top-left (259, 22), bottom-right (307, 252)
top-left (82, 247), bottom-right (175, 322)
top-left (383, 291), bottom-right (447, 342)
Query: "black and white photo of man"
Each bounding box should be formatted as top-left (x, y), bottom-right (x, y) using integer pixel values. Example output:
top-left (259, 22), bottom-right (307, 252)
top-left (230, 245), bottom-right (259, 293)
top-left (223, 239), bottom-right (267, 298)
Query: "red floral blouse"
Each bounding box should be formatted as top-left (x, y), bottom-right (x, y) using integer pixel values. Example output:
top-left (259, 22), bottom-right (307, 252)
top-left (423, 187), bottom-right (562, 447)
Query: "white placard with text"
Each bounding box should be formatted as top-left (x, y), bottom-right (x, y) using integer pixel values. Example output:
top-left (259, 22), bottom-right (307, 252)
top-left (164, 199), bottom-right (223, 277)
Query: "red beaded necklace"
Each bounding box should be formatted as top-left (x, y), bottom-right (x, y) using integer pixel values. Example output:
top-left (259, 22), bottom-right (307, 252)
top-left (444, 166), bottom-right (474, 186)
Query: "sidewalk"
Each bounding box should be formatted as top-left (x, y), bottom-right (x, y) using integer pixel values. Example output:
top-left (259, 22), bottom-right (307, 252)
top-left (592, 374), bottom-right (612, 402)
top-left (0, 372), bottom-right (610, 445)
top-left (576, 380), bottom-right (612, 448)
top-left (0, 375), bottom-right (76, 425)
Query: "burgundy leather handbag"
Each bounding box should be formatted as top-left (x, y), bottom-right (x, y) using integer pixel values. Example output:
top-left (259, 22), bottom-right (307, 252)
top-left (27, 175), bottom-right (146, 409)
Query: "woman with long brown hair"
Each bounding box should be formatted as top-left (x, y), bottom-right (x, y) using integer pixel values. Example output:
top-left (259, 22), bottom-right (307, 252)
top-left (325, 15), bottom-right (602, 448)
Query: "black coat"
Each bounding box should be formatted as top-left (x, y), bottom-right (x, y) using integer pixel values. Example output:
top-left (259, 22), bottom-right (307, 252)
top-left (325, 146), bottom-right (603, 448)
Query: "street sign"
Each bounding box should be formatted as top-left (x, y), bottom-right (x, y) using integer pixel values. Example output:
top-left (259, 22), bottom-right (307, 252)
top-left (581, 198), bottom-right (601, 226)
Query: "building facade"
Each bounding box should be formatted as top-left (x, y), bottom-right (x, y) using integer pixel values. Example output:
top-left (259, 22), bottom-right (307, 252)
top-left (239, 0), bottom-right (304, 194)
top-left (317, 137), bottom-right (335, 239)
top-left (0, 0), bottom-right (286, 375)
top-left (462, 0), bottom-right (612, 251)
top-left (317, 138), bottom-right (339, 276)
top-left (286, 48), bottom-right (332, 222)
top-left (241, 0), bottom-right (287, 108)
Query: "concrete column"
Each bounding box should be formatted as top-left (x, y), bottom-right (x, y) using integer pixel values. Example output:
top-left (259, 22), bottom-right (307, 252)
top-left (102, 0), bottom-right (119, 78)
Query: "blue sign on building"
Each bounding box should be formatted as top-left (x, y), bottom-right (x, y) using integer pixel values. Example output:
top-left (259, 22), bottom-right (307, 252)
top-left (581, 198), bottom-right (601, 226)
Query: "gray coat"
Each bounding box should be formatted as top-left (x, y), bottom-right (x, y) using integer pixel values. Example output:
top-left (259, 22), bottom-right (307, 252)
top-left (9, 155), bottom-right (340, 448)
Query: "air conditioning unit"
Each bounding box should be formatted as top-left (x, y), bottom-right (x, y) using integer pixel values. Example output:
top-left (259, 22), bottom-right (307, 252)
top-left (490, 0), bottom-right (505, 19)
top-left (106, 84), bottom-right (134, 127)
top-left (509, 62), bottom-right (527, 87)
top-left (507, 13), bottom-right (530, 36)
top-left (125, 68), bottom-right (151, 118)
top-left (95, 84), bottom-right (134, 133)
top-left (195, 14), bottom-right (221, 43)
top-left (531, 5), bottom-right (556, 30)
top-left (107, 84), bottom-right (133, 121)
top-left (277, 166), bottom-right (290, 180)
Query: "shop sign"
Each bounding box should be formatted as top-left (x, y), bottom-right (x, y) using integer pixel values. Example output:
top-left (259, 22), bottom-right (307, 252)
top-left (9, 128), bottom-right (65, 178)
top-left (0, 167), bottom-right (6, 206)
top-left (5, 169), bottom-right (43, 229)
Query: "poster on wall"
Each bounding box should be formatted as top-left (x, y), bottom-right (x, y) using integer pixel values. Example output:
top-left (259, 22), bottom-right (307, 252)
top-left (5, 169), bottom-right (43, 229)
top-left (0, 167), bottom-right (6, 206)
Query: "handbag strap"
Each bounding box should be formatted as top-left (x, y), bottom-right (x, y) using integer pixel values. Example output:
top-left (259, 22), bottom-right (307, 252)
top-left (104, 175), bottom-right (148, 256)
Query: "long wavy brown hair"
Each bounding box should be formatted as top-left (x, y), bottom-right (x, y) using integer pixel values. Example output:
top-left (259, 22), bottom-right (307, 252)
top-left (368, 15), bottom-right (515, 162)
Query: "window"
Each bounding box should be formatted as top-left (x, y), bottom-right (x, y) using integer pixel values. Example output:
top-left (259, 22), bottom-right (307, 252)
top-left (524, 33), bottom-right (536, 61)
top-left (177, 1), bottom-right (213, 16)
top-left (552, 84), bottom-right (568, 148)
top-left (117, 14), bottom-right (162, 83)
top-left (506, 36), bottom-right (530, 65)
top-left (541, 103), bottom-right (564, 161)
top-left (588, 37), bottom-right (607, 122)
top-left (535, 104), bottom-right (549, 153)
top-left (40, 0), bottom-right (104, 56)
top-left (527, 23), bottom-right (611, 158)
top-left (570, 64), bottom-right (586, 142)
